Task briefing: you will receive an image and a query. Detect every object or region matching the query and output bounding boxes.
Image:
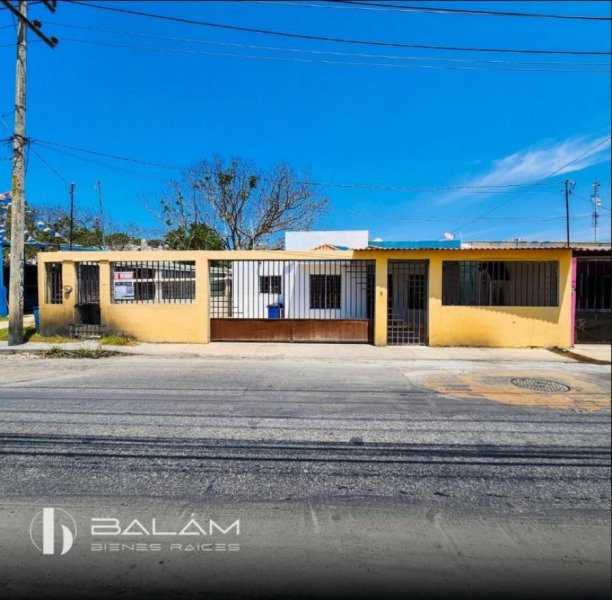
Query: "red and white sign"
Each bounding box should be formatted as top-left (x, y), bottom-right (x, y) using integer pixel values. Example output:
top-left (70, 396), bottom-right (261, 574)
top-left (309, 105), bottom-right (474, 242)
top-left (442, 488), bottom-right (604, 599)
top-left (113, 272), bottom-right (134, 281)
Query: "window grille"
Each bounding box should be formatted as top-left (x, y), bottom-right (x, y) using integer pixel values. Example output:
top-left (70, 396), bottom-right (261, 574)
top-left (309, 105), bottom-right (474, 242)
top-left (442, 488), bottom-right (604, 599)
top-left (310, 274), bottom-right (341, 310)
top-left (110, 261), bottom-right (196, 304)
top-left (259, 275), bottom-right (282, 294)
top-left (442, 261), bottom-right (558, 307)
top-left (45, 263), bottom-right (63, 304)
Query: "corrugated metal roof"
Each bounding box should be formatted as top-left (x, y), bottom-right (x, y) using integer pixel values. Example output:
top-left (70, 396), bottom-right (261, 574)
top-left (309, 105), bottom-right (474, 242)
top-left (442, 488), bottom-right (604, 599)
top-left (367, 240), bottom-right (461, 249)
top-left (358, 245), bottom-right (607, 251)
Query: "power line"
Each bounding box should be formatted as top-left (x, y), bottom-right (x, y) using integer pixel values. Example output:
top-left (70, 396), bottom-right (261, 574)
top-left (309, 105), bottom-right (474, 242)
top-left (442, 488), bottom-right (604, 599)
top-left (33, 143), bottom-right (173, 183)
top-left (33, 138), bottom-right (185, 171)
top-left (67, 1), bottom-right (611, 56)
top-left (29, 145), bottom-right (69, 188)
top-left (59, 37), bottom-right (611, 74)
top-left (333, 208), bottom-right (598, 222)
top-left (453, 136), bottom-right (612, 233)
top-left (30, 137), bottom-right (570, 194)
top-left (572, 189), bottom-right (610, 212)
top-left (318, 1), bottom-right (612, 21)
top-left (50, 22), bottom-right (611, 68)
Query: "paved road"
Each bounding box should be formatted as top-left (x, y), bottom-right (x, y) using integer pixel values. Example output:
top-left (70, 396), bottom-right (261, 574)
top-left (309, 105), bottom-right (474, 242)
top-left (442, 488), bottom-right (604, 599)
top-left (0, 354), bottom-right (610, 599)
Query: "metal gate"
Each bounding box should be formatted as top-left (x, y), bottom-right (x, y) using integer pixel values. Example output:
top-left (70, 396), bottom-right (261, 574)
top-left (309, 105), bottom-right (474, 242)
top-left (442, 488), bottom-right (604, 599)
top-left (75, 261), bottom-right (101, 326)
top-left (209, 259), bottom-right (375, 342)
top-left (387, 260), bottom-right (428, 345)
top-left (575, 257), bottom-right (611, 343)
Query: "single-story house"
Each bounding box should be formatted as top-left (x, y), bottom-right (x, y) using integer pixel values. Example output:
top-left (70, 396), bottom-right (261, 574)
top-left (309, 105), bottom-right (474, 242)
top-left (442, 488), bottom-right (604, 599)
top-left (37, 233), bottom-right (609, 347)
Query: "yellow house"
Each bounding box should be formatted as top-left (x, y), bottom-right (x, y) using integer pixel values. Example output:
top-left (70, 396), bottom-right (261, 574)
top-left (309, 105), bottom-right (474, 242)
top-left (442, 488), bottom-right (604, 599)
top-left (37, 246), bottom-right (573, 348)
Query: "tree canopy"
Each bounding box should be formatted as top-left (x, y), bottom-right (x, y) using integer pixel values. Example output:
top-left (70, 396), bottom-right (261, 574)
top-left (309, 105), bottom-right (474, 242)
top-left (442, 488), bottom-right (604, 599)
top-left (160, 157), bottom-right (327, 250)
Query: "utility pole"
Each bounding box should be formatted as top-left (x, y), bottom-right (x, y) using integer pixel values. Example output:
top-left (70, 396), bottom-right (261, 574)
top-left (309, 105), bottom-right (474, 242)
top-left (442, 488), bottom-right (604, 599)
top-left (96, 181), bottom-right (105, 249)
top-left (7, 1), bottom-right (28, 346)
top-left (564, 179), bottom-right (574, 248)
top-left (591, 180), bottom-right (601, 242)
top-left (69, 182), bottom-right (75, 250)
top-left (3, 0), bottom-right (58, 345)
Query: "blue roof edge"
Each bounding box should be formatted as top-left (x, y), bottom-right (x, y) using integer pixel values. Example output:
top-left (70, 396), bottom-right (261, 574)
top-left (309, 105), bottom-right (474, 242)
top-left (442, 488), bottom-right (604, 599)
top-left (366, 240), bottom-right (461, 249)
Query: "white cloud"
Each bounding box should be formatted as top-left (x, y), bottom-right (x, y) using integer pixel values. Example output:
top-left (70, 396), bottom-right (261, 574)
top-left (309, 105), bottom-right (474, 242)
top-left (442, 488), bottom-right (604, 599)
top-left (472, 134), bottom-right (610, 187)
top-left (440, 134), bottom-right (611, 204)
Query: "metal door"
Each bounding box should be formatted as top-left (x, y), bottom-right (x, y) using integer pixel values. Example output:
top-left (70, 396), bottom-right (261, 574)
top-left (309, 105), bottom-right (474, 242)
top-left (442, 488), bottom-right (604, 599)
top-left (387, 260), bottom-right (428, 345)
top-left (76, 261), bottom-right (101, 325)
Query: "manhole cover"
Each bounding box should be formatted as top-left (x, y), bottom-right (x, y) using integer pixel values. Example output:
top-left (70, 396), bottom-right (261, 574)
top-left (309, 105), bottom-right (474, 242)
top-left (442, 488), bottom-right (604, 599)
top-left (510, 378), bottom-right (571, 393)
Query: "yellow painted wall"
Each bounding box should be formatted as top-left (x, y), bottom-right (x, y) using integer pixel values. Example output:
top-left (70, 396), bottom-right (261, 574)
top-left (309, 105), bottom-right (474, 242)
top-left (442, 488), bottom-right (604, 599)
top-left (38, 248), bottom-right (573, 348)
top-left (354, 248), bottom-right (573, 348)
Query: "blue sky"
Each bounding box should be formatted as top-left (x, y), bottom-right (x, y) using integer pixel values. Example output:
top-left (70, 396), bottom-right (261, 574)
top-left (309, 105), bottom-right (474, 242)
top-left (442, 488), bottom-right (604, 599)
top-left (1, 0), bottom-right (610, 242)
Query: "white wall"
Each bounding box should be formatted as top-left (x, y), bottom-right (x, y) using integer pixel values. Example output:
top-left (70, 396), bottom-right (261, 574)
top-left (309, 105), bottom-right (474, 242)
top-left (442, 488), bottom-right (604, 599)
top-left (231, 261), bottom-right (369, 319)
top-left (284, 230), bottom-right (369, 251)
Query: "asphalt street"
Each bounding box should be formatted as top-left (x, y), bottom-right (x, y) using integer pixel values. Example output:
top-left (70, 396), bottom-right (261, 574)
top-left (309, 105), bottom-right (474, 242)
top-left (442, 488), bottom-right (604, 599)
top-left (0, 353), bottom-right (610, 599)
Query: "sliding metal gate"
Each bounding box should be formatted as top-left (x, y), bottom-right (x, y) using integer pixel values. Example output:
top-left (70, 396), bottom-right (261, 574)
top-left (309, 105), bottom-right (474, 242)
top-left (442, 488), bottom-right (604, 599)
top-left (209, 259), bottom-right (375, 342)
top-left (387, 260), bottom-right (428, 345)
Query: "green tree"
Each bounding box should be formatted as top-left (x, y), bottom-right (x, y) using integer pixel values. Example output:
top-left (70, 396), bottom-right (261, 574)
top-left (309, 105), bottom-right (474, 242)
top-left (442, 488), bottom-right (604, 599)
top-left (164, 222), bottom-right (224, 250)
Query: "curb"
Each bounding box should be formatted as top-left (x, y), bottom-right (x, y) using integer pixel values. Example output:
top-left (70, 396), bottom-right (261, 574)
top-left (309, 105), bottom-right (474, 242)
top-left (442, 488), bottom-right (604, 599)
top-left (548, 347), bottom-right (611, 366)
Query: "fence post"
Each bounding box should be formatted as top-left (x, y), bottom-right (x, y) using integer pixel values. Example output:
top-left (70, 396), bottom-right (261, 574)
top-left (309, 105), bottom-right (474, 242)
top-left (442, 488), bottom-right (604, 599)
top-left (373, 256), bottom-right (388, 346)
top-left (197, 255), bottom-right (210, 343)
top-left (98, 260), bottom-right (110, 330)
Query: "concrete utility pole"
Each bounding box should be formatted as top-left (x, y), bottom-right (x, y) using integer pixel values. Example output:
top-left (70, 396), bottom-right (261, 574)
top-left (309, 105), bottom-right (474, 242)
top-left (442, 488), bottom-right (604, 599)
top-left (69, 182), bottom-right (75, 250)
top-left (591, 181), bottom-right (601, 242)
top-left (96, 181), bottom-right (105, 249)
top-left (3, 0), bottom-right (58, 345)
top-left (564, 179), bottom-right (574, 249)
top-left (7, 1), bottom-right (28, 346)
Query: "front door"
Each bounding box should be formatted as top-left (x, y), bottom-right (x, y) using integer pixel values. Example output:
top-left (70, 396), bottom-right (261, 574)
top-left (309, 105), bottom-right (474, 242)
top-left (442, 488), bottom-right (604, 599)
top-left (387, 260), bottom-right (428, 345)
top-left (76, 262), bottom-right (100, 325)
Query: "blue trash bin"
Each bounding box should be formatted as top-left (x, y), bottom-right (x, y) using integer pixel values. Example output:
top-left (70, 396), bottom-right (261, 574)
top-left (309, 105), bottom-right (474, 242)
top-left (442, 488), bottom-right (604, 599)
top-left (33, 307), bottom-right (40, 332)
top-left (267, 303), bottom-right (283, 319)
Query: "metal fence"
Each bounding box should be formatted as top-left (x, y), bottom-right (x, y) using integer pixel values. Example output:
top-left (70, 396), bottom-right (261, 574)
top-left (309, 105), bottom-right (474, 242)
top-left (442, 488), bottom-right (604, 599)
top-left (45, 262), bottom-right (63, 304)
top-left (442, 261), bottom-right (559, 307)
top-left (209, 259), bottom-right (375, 319)
top-left (110, 261), bottom-right (196, 304)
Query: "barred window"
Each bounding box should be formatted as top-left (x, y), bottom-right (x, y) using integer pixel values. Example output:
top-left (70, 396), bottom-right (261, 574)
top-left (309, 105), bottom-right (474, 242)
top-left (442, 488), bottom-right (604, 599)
top-left (442, 261), bottom-right (558, 307)
top-left (576, 259), bottom-right (611, 310)
top-left (259, 275), bottom-right (281, 294)
top-left (45, 263), bottom-right (63, 304)
top-left (310, 274), bottom-right (341, 309)
top-left (111, 261), bottom-right (196, 304)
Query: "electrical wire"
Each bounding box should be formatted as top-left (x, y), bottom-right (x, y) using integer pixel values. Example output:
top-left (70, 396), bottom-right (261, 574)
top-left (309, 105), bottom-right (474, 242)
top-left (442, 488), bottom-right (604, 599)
top-left (33, 144), bottom-right (174, 183)
top-left (315, 1), bottom-right (612, 21)
top-left (31, 138), bottom-right (568, 194)
top-left (334, 208), bottom-right (599, 222)
top-left (33, 138), bottom-right (184, 171)
top-left (50, 22), bottom-right (612, 68)
top-left (453, 136), bottom-right (612, 233)
top-left (67, 1), bottom-right (612, 56)
top-left (572, 190), bottom-right (611, 212)
top-left (59, 37), bottom-right (612, 74)
top-left (28, 146), bottom-right (69, 189)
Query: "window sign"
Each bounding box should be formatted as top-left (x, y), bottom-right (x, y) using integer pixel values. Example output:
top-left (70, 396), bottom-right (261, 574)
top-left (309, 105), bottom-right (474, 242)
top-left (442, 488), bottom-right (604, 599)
top-left (113, 271), bottom-right (135, 300)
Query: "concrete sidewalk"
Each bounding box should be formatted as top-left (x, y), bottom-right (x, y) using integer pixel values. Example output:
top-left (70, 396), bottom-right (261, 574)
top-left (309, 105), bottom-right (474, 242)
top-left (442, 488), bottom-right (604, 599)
top-left (558, 344), bottom-right (611, 363)
top-left (0, 338), bottom-right (609, 363)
